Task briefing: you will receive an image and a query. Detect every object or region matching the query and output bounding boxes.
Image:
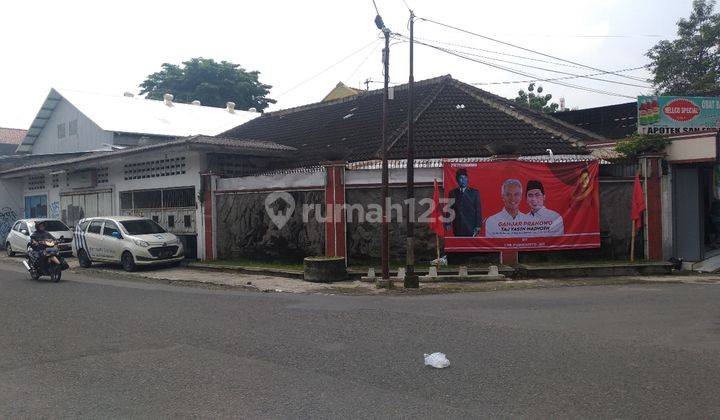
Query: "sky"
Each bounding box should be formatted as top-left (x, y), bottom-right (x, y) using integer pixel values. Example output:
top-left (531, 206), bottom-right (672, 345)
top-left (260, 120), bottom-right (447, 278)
top-left (0, 0), bottom-right (703, 129)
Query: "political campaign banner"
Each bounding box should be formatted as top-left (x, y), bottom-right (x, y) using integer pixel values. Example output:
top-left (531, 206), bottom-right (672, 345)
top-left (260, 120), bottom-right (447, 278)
top-left (442, 161), bottom-right (600, 252)
top-left (638, 95), bottom-right (720, 135)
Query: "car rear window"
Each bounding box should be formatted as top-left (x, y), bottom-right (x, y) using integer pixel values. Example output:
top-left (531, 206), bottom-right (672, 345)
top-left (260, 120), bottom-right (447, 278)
top-left (120, 219), bottom-right (166, 235)
top-left (37, 220), bottom-right (70, 231)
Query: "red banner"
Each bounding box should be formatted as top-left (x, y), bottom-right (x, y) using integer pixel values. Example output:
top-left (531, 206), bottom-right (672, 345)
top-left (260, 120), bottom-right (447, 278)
top-left (442, 161), bottom-right (600, 252)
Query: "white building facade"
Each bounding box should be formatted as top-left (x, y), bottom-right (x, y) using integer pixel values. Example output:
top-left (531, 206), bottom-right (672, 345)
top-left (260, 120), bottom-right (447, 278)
top-left (0, 88), bottom-right (292, 259)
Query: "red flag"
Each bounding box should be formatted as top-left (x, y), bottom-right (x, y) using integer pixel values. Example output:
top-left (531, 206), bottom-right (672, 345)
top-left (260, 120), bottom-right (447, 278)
top-left (631, 174), bottom-right (646, 231)
top-left (429, 178), bottom-right (445, 237)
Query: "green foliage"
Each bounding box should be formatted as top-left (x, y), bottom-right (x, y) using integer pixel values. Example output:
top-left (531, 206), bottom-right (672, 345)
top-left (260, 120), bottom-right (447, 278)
top-left (513, 83), bottom-right (560, 113)
top-left (646, 0), bottom-right (720, 95)
top-left (139, 58), bottom-right (275, 111)
top-left (614, 134), bottom-right (671, 159)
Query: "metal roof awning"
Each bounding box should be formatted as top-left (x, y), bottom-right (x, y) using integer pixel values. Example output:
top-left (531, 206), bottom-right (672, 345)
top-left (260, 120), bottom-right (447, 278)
top-left (1, 136), bottom-right (296, 178)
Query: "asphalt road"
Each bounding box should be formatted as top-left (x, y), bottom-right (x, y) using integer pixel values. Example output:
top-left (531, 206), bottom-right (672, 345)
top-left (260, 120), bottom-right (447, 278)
top-left (1, 262), bottom-right (720, 418)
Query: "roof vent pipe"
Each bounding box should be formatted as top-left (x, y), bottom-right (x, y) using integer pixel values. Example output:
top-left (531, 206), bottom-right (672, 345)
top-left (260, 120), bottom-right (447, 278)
top-left (123, 92), bottom-right (134, 98)
top-left (163, 93), bottom-right (174, 106)
top-left (191, 100), bottom-right (202, 106)
top-left (226, 101), bottom-right (235, 113)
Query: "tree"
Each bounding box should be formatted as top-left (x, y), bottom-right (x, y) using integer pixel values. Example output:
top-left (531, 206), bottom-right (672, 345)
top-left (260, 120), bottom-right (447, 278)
top-left (513, 83), bottom-right (559, 113)
top-left (139, 58), bottom-right (275, 111)
top-left (646, 0), bottom-right (720, 95)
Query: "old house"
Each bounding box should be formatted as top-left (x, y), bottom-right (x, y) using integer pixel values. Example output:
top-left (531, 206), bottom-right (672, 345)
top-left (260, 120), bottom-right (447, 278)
top-left (0, 88), bottom-right (290, 258)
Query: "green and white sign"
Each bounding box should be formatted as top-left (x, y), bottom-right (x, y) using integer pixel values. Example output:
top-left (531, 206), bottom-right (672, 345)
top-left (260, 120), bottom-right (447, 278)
top-left (638, 95), bottom-right (720, 134)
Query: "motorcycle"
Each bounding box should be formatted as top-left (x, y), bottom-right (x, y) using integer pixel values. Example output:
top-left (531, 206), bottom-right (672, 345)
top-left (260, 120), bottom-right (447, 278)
top-left (22, 238), bottom-right (69, 282)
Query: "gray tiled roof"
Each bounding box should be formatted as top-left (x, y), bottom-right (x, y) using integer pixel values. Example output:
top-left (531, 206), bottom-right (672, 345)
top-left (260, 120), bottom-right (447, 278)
top-left (221, 75), bottom-right (606, 167)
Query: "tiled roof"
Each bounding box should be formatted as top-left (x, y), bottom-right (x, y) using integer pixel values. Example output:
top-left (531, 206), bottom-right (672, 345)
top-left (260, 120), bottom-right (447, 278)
top-left (221, 75), bottom-right (605, 167)
top-left (0, 127), bottom-right (27, 144)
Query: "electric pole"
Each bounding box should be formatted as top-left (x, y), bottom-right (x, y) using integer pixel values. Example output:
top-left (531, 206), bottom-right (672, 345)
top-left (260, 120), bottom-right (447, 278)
top-left (375, 12), bottom-right (392, 288)
top-left (404, 10), bottom-right (419, 288)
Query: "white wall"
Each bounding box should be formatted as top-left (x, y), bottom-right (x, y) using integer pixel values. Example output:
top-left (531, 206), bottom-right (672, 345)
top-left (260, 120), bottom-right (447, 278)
top-left (665, 133), bottom-right (715, 163)
top-left (217, 170), bottom-right (325, 191)
top-left (345, 167), bottom-right (443, 186)
top-left (30, 98), bottom-right (113, 155)
top-left (0, 178), bottom-right (24, 247)
top-left (13, 150), bottom-right (208, 258)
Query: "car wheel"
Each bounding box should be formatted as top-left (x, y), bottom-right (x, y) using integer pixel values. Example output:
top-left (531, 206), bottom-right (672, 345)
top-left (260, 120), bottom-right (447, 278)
top-left (78, 249), bottom-right (92, 268)
top-left (6, 243), bottom-right (15, 257)
top-left (121, 251), bottom-right (137, 272)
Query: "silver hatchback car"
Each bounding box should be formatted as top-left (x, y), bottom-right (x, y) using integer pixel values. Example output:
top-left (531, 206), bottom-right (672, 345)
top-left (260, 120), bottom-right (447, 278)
top-left (5, 218), bottom-right (74, 257)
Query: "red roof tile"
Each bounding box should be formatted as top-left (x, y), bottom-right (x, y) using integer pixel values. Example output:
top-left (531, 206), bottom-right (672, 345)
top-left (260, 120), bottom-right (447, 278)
top-left (0, 127), bottom-right (27, 144)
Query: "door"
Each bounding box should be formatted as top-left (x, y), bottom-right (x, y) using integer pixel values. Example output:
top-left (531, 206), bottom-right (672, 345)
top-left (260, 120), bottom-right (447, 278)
top-left (674, 167), bottom-right (703, 261)
top-left (24, 195), bottom-right (47, 218)
top-left (10, 221), bottom-right (30, 252)
top-left (85, 220), bottom-right (106, 260)
top-left (101, 220), bottom-right (124, 262)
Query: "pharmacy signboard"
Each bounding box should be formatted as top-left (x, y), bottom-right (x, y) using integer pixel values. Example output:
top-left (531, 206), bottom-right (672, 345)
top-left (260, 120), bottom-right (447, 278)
top-left (637, 96), bottom-right (720, 134)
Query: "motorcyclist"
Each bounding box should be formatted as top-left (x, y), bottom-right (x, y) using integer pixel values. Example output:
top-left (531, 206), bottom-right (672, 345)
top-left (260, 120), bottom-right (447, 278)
top-left (29, 221), bottom-right (60, 268)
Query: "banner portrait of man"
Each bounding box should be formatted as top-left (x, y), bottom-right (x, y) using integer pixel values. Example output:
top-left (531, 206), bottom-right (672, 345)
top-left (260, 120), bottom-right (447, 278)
top-left (445, 168), bottom-right (482, 237)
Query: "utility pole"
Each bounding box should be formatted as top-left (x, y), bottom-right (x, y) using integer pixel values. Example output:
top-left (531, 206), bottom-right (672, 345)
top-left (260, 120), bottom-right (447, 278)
top-left (375, 13), bottom-right (392, 288)
top-left (404, 10), bottom-right (419, 288)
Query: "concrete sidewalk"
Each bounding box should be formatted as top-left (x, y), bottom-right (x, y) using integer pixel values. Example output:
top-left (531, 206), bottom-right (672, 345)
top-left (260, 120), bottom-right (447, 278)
top-left (2, 254), bottom-right (719, 295)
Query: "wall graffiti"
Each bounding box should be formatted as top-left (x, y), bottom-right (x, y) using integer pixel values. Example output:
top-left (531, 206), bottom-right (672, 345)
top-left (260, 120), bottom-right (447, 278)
top-left (49, 201), bottom-right (60, 219)
top-left (0, 206), bottom-right (18, 247)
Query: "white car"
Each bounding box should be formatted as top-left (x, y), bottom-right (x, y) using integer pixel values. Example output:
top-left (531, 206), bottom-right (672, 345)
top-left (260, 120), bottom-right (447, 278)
top-left (73, 216), bottom-right (184, 271)
top-left (5, 218), bottom-right (74, 257)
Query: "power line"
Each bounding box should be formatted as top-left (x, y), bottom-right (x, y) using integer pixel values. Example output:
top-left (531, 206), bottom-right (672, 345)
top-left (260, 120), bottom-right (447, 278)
top-left (396, 34), bottom-right (650, 89)
top-left (410, 35), bottom-right (588, 69)
top-left (411, 38), bottom-right (637, 99)
top-left (346, 39), bottom-right (383, 81)
top-left (275, 38), bottom-right (380, 98)
top-left (470, 66), bottom-right (648, 86)
top-left (417, 16), bottom-right (649, 83)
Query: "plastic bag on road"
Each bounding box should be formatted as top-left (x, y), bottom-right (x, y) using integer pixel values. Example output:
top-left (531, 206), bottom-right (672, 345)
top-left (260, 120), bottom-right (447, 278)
top-left (424, 352), bottom-right (450, 369)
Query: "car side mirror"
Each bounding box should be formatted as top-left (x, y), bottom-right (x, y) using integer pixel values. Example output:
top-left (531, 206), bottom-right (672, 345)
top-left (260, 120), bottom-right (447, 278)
top-left (112, 232), bottom-right (122, 239)
top-left (20, 229), bottom-right (28, 235)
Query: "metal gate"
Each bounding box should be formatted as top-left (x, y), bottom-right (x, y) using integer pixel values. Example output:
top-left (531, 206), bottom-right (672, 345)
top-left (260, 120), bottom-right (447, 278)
top-left (60, 190), bottom-right (113, 228)
top-left (673, 166), bottom-right (702, 261)
top-left (119, 187), bottom-right (197, 235)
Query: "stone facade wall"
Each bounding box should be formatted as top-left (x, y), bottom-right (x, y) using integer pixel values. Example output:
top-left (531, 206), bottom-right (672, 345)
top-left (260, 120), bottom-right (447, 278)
top-left (215, 190), bottom-right (324, 260)
top-left (215, 178), bottom-right (636, 264)
top-left (346, 186), bottom-right (438, 263)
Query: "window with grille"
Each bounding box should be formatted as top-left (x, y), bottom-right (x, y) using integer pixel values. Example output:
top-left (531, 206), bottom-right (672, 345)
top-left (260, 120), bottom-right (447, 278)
top-left (96, 167), bottom-right (109, 184)
top-left (57, 123), bottom-right (66, 139)
top-left (69, 119), bottom-right (78, 136)
top-left (123, 157), bottom-right (186, 180)
top-left (119, 187), bottom-right (196, 210)
top-left (28, 175), bottom-right (46, 191)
